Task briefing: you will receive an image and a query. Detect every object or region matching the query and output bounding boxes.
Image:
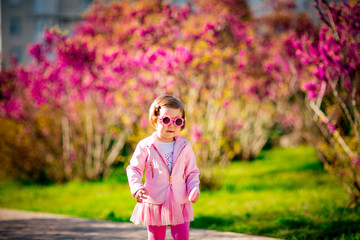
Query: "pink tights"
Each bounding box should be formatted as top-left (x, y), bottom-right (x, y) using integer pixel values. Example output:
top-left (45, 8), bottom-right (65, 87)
top-left (147, 222), bottom-right (189, 240)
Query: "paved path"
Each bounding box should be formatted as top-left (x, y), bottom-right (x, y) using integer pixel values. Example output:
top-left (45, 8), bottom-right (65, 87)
top-left (0, 209), bottom-right (280, 240)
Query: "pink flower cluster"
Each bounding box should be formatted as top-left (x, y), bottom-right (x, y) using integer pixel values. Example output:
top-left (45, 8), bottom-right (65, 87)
top-left (295, 1), bottom-right (360, 98)
top-left (303, 82), bottom-right (319, 100)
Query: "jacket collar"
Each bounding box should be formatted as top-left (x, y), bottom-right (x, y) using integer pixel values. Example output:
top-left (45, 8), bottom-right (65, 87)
top-left (147, 132), bottom-right (188, 160)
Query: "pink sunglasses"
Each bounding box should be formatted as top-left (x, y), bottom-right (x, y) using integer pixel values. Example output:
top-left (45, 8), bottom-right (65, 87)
top-left (158, 115), bottom-right (185, 127)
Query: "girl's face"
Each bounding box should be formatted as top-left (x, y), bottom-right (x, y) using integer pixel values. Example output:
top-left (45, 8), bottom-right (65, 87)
top-left (156, 107), bottom-right (182, 142)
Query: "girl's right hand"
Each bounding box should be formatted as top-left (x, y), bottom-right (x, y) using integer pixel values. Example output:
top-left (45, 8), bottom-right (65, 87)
top-left (134, 188), bottom-right (148, 203)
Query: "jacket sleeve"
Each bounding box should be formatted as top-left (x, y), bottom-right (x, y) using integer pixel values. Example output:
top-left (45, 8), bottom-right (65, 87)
top-left (184, 144), bottom-right (200, 195)
top-left (126, 141), bottom-right (148, 197)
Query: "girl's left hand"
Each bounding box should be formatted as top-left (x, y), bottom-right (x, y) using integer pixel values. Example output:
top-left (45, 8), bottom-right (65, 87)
top-left (191, 192), bottom-right (199, 203)
top-left (188, 187), bottom-right (199, 203)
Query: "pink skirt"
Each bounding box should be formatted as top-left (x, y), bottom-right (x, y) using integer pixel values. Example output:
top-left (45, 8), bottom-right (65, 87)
top-left (130, 201), bottom-right (193, 226)
top-left (130, 186), bottom-right (194, 226)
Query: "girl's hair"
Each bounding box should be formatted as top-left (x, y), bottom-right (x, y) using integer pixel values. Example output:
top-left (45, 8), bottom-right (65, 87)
top-left (149, 95), bottom-right (186, 130)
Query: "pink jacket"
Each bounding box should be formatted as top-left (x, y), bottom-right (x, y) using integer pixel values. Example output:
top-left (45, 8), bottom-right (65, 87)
top-left (126, 132), bottom-right (200, 204)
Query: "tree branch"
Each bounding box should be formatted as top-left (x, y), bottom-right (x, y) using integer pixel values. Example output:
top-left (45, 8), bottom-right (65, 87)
top-left (315, 0), bottom-right (332, 28)
top-left (328, 76), bottom-right (360, 143)
top-left (309, 100), bottom-right (355, 158)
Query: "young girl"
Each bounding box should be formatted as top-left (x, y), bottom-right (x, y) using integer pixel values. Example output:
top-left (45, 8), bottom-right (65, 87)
top-left (126, 95), bottom-right (200, 240)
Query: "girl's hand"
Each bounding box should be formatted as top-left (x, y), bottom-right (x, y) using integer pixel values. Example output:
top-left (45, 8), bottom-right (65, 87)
top-left (134, 188), bottom-right (148, 203)
top-left (191, 192), bottom-right (199, 203)
top-left (188, 187), bottom-right (199, 203)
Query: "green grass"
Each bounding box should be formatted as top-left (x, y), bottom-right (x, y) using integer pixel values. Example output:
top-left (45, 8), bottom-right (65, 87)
top-left (0, 145), bottom-right (359, 239)
top-left (192, 146), bottom-right (360, 239)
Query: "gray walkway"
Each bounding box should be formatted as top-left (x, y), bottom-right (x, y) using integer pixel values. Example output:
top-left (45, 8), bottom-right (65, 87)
top-left (0, 209), bottom-right (280, 240)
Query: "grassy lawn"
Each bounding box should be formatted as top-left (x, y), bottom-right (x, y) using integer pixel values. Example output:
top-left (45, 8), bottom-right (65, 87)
top-left (1, 145), bottom-right (359, 239)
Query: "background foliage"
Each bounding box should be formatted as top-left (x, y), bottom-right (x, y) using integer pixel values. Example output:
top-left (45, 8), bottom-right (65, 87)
top-left (0, 0), bottom-right (359, 208)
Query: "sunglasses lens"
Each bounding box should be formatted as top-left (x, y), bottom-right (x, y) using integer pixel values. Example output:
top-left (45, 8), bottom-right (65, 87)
top-left (162, 117), bottom-right (171, 125)
top-left (175, 118), bottom-right (184, 127)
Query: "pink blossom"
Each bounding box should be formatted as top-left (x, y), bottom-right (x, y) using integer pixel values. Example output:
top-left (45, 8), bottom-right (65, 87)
top-left (232, 75), bottom-right (239, 84)
top-left (75, 22), bottom-right (95, 37)
top-left (293, 40), bottom-right (302, 51)
top-left (113, 62), bottom-right (125, 74)
top-left (313, 65), bottom-right (326, 81)
top-left (139, 26), bottom-right (155, 37)
top-left (41, 129), bottom-right (49, 136)
top-left (70, 74), bottom-right (82, 87)
top-left (191, 125), bottom-right (202, 142)
top-left (308, 42), bottom-right (319, 57)
top-left (3, 89), bottom-right (11, 99)
top-left (235, 122), bottom-right (243, 130)
top-left (28, 43), bottom-right (43, 61)
top-left (303, 82), bottom-right (318, 100)
top-left (43, 29), bottom-right (54, 44)
top-left (69, 93), bottom-right (78, 102)
top-left (42, 28), bottom-right (65, 45)
top-left (99, 128), bottom-right (106, 135)
top-left (31, 81), bottom-right (47, 105)
top-left (140, 118), bottom-right (148, 129)
top-left (174, 46), bottom-right (193, 64)
top-left (265, 63), bottom-right (274, 74)
top-left (155, 49), bottom-right (167, 57)
top-left (122, 87), bottom-right (128, 97)
top-left (202, 23), bottom-right (215, 34)
top-left (103, 52), bottom-right (119, 63)
top-left (248, 84), bottom-right (259, 96)
top-left (238, 62), bottom-right (244, 71)
top-left (148, 53), bottom-right (157, 64)
top-left (134, 40), bottom-right (143, 49)
top-left (162, 78), bottom-right (175, 89)
top-left (308, 91), bottom-right (317, 99)
top-left (70, 151), bottom-right (77, 161)
top-left (165, 53), bottom-right (176, 71)
top-left (110, 131), bottom-right (118, 139)
top-left (238, 50), bottom-right (245, 57)
top-left (300, 57), bottom-right (309, 65)
top-left (104, 94), bottom-right (114, 107)
top-left (17, 68), bottom-right (30, 87)
top-left (327, 123), bottom-right (336, 134)
top-left (206, 39), bottom-right (215, 47)
top-left (0, 99), bottom-right (22, 119)
top-left (295, 49), bottom-right (302, 57)
top-left (319, 27), bottom-right (328, 42)
top-left (246, 37), bottom-right (254, 46)
top-left (180, 3), bottom-right (190, 19)
top-left (46, 68), bottom-right (60, 83)
top-left (58, 41), bottom-right (95, 72)
top-left (350, 155), bottom-right (360, 165)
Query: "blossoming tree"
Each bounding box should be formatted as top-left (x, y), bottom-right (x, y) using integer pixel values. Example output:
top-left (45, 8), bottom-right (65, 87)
top-left (294, 0), bottom-right (360, 207)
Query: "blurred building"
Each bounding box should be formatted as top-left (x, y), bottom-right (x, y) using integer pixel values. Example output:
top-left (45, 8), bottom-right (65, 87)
top-left (171, 0), bottom-right (320, 22)
top-left (0, 0), bottom-right (319, 68)
top-left (247, 0), bottom-right (319, 21)
top-left (0, 0), bottom-right (93, 67)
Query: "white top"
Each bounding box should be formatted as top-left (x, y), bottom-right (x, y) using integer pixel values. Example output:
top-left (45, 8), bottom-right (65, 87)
top-left (154, 140), bottom-right (175, 173)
